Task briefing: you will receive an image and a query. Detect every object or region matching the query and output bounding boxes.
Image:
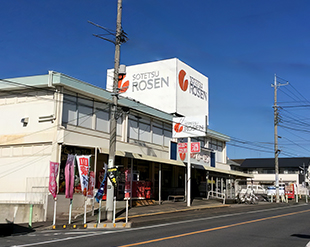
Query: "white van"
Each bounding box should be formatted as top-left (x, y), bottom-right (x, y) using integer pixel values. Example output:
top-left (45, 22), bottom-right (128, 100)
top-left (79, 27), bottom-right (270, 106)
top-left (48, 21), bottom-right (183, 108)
top-left (246, 185), bottom-right (267, 195)
top-left (239, 185), bottom-right (267, 196)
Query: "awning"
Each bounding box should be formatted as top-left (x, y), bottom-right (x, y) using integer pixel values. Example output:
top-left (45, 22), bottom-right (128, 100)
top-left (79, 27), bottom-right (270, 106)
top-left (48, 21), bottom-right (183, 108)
top-left (99, 148), bottom-right (185, 167)
top-left (199, 165), bottom-right (253, 178)
top-left (99, 148), bottom-right (125, 157)
top-left (131, 153), bottom-right (185, 167)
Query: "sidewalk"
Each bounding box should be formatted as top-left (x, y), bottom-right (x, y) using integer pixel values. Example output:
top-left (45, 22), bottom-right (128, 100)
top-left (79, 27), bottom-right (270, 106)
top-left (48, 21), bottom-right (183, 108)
top-left (2, 198), bottom-right (303, 234)
top-left (28, 198), bottom-right (229, 231)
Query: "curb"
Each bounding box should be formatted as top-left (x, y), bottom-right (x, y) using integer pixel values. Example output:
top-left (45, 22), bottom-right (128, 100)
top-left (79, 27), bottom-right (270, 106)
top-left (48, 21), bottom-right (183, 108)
top-left (115, 204), bottom-right (231, 221)
top-left (88, 222), bottom-right (132, 229)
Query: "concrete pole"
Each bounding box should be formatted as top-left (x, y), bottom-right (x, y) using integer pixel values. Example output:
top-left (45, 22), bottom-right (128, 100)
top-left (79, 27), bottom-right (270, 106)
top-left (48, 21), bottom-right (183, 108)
top-left (107, 0), bottom-right (123, 221)
top-left (274, 74), bottom-right (280, 203)
top-left (272, 74), bottom-right (288, 203)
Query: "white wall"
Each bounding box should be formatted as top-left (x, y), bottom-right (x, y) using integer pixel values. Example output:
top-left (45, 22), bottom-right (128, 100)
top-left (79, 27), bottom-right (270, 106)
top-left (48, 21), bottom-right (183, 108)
top-left (0, 91), bottom-right (57, 194)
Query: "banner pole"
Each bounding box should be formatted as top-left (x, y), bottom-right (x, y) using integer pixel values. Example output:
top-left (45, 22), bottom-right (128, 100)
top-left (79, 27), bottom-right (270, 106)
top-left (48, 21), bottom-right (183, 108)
top-left (187, 137), bottom-right (191, 207)
top-left (98, 199), bottom-right (102, 224)
top-left (84, 197), bottom-right (87, 225)
top-left (68, 199), bottom-right (73, 224)
top-left (113, 196), bottom-right (116, 223)
top-left (53, 198), bottom-right (57, 226)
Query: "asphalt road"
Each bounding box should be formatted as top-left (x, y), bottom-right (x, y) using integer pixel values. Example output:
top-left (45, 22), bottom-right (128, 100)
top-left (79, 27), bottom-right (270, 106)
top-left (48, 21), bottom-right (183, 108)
top-left (2, 203), bottom-right (310, 247)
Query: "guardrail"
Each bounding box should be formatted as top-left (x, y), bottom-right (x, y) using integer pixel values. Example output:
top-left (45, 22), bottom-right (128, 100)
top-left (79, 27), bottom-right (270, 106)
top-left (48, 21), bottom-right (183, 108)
top-left (207, 190), bottom-right (226, 204)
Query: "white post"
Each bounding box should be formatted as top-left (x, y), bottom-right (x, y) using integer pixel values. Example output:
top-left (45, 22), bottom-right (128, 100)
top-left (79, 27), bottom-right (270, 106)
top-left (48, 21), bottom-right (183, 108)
top-left (159, 163), bottom-right (162, 205)
top-left (84, 197), bottom-right (87, 224)
top-left (130, 158), bottom-right (133, 208)
top-left (53, 198), bottom-right (57, 226)
top-left (68, 199), bottom-right (73, 224)
top-left (113, 196), bottom-right (116, 223)
top-left (98, 199), bottom-right (102, 224)
top-left (92, 147), bottom-right (97, 217)
top-left (187, 137), bottom-right (191, 207)
top-left (125, 198), bottom-right (129, 223)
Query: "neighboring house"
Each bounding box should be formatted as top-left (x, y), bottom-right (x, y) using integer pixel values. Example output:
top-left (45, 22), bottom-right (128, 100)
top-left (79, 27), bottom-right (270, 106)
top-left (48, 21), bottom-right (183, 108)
top-left (0, 70), bottom-right (249, 223)
top-left (233, 157), bottom-right (310, 191)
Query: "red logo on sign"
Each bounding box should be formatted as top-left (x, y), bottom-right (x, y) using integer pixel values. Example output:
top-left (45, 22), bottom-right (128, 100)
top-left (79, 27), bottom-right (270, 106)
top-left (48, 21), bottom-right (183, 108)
top-left (174, 123), bottom-right (183, 133)
top-left (179, 153), bottom-right (186, 161)
top-left (178, 69), bottom-right (188, 91)
top-left (118, 75), bottom-right (129, 93)
top-left (191, 142), bottom-right (201, 153)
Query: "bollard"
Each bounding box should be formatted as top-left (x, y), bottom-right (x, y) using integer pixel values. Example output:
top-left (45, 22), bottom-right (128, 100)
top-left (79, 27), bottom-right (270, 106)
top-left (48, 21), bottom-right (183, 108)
top-left (29, 204), bottom-right (33, 229)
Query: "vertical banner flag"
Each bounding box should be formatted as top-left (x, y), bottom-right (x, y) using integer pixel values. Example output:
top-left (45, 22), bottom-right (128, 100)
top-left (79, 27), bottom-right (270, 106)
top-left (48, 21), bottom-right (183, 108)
top-left (124, 169), bottom-right (131, 199)
top-left (65, 154), bottom-right (75, 199)
top-left (76, 155), bottom-right (91, 196)
top-left (95, 163), bottom-right (107, 203)
top-left (87, 171), bottom-right (95, 198)
top-left (49, 161), bottom-right (59, 199)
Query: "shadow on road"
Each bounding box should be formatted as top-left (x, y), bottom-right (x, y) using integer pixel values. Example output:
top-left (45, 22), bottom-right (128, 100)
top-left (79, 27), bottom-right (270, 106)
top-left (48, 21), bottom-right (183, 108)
top-left (291, 234), bottom-right (310, 239)
top-left (0, 223), bottom-right (35, 237)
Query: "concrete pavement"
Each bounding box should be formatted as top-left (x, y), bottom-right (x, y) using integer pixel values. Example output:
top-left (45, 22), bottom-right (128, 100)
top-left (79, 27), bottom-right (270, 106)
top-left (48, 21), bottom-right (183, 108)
top-left (1, 197), bottom-right (304, 235)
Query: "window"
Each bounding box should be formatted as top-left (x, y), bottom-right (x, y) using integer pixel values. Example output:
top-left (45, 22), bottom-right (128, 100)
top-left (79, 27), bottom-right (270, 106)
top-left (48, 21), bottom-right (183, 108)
top-left (128, 117), bottom-right (139, 140)
top-left (63, 94), bottom-right (77, 125)
top-left (139, 117), bottom-right (151, 142)
top-left (208, 138), bottom-right (223, 152)
top-left (163, 123), bottom-right (172, 146)
top-left (77, 98), bottom-right (93, 128)
top-left (95, 102), bottom-right (110, 132)
top-left (152, 121), bottom-right (163, 145)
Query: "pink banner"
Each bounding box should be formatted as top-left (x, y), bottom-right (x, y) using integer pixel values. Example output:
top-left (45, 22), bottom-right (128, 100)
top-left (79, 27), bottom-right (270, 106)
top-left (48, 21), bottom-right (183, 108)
top-left (76, 155), bottom-right (91, 196)
top-left (49, 161), bottom-right (59, 199)
top-left (65, 154), bottom-right (75, 199)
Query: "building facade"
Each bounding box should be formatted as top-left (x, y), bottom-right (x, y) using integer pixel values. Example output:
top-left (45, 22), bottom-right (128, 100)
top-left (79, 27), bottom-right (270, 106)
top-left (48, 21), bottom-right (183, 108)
top-left (0, 69), bottom-right (249, 223)
top-left (233, 157), bottom-right (310, 194)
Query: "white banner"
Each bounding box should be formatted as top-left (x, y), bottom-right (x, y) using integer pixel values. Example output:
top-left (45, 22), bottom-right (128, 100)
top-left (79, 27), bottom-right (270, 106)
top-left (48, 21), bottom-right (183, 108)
top-left (76, 155), bottom-right (91, 196)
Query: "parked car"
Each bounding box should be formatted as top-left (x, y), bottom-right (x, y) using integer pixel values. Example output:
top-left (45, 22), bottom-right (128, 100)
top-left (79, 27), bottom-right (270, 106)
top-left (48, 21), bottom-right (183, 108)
top-left (246, 185), bottom-right (267, 194)
top-left (267, 186), bottom-right (285, 196)
top-left (238, 185), bottom-right (267, 197)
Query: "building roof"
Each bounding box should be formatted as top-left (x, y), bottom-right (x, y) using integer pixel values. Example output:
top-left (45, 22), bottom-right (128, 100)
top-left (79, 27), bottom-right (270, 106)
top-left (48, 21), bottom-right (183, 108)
top-left (236, 157), bottom-right (310, 168)
top-left (1, 71), bottom-right (229, 141)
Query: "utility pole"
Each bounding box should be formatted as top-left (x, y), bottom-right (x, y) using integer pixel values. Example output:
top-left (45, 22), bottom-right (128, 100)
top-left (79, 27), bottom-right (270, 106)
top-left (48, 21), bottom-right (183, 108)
top-left (107, 0), bottom-right (124, 221)
top-left (272, 74), bottom-right (288, 203)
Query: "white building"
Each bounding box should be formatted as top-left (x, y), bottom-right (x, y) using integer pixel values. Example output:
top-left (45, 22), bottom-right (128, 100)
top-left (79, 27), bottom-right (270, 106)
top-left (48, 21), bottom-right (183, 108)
top-left (0, 67), bottom-right (249, 223)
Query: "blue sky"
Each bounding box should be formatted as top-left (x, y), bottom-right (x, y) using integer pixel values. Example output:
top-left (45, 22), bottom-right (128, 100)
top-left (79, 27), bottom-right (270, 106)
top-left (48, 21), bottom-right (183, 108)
top-left (1, 0), bottom-right (310, 159)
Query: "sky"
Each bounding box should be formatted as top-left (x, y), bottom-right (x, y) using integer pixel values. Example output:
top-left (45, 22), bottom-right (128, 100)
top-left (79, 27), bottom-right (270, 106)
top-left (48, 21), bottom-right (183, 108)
top-left (1, 0), bottom-right (310, 160)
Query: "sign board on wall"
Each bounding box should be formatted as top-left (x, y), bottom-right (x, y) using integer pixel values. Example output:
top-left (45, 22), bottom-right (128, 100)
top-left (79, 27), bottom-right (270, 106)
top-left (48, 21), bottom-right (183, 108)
top-left (106, 58), bottom-right (209, 120)
top-left (173, 115), bottom-right (207, 138)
